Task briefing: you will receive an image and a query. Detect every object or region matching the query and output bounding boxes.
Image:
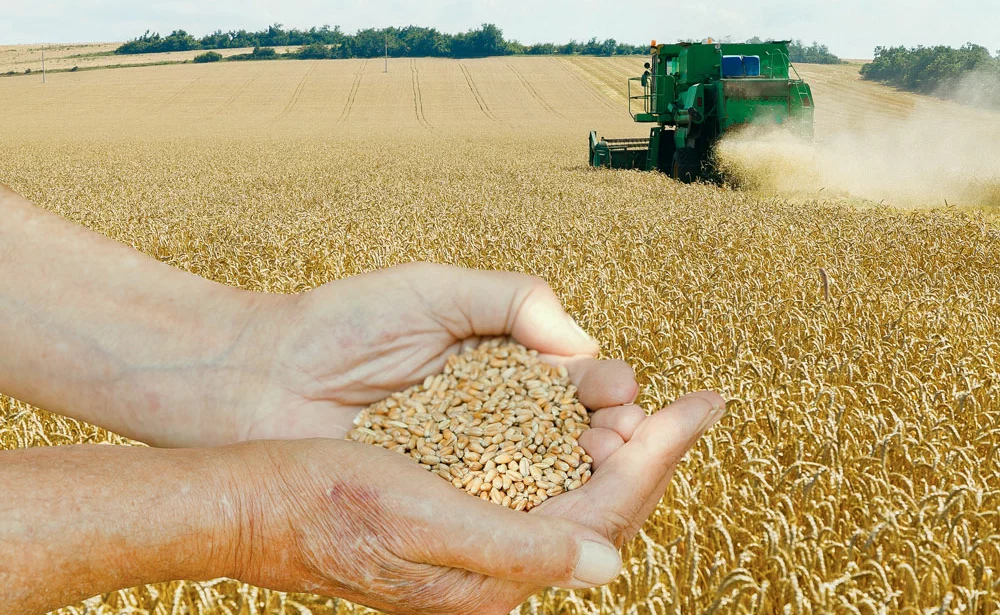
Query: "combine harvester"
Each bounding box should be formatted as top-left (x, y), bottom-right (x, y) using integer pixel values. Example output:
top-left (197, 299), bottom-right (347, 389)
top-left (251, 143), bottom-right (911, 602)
top-left (589, 40), bottom-right (814, 182)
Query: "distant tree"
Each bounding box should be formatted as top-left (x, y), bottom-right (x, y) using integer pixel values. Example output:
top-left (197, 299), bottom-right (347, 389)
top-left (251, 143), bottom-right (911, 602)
top-left (740, 38), bottom-right (841, 64)
top-left (559, 40), bottom-right (580, 55)
top-left (505, 40), bottom-right (526, 55)
top-left (296, 43), bottom-right (331, 59)
top-left (116, 30), bottom-right (200, 54)
top-left (200, 30), bottom-right (231, 49)
top-left (616, 42), bottom-right (648, 56)
top-left (861, 43), bottom-right (1000, 107)
top-left (260, 24), bottom-right (289, 47)
top-left (787, 40), bottom-right (841, 64)
top-left (526, 42), bottom-right (557, 55)
top-left (452, 24), bottom-right (510, 58)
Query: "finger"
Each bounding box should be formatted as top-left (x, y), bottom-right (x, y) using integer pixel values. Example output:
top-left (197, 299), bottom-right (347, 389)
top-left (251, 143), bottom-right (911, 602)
top-left (402, 468), bottom-right (622, 589)
top-left (578, 427), bottom-right (625, 470)
top-left (622, 396), bottom-right (727, 543)
top-left (398, 263), bottom-right (599, 357)
top-left (573, 392), bottom-right (725, 544)
top-left (539, 356), bottom-right (638, 410)
top-left (622, 465), bottom-right (675, 545)
top-left (0, 182), bottom-right (24, 203)
top-left (589, 404), bottom-right (647, 442)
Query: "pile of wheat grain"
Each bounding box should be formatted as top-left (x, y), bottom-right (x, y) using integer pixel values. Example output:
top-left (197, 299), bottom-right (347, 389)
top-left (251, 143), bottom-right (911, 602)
top-left (347, 339), bottom-right (592, 511)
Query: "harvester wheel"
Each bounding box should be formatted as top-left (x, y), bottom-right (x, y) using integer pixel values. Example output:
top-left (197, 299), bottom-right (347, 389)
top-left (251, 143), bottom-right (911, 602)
top-left (672, 147), bottom-right (700, 183)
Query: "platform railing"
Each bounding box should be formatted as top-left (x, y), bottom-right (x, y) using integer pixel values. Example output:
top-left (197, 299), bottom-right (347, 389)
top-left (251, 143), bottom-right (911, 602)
top-left (628, 77), bottom-right (650, 120)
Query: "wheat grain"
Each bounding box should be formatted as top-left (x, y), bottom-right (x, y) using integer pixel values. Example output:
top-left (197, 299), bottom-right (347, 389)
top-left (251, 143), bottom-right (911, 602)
top-left (346, 339), bottom-right (592, 511)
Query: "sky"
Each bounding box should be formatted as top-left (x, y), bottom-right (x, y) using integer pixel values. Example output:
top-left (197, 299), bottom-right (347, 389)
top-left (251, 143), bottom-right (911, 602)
top-left (1, 0), bottom-right (998, 59)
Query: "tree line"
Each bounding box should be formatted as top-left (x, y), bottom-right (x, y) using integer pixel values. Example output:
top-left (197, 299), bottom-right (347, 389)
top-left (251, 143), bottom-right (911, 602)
top-left (117, 24), bottom-right (649, 58)
top-left (779, 40), bottom-right (841, 65)
top-left (860, 43), bottom-right (1000, 106)
top-left (117, 24), bottom-right (844, 64)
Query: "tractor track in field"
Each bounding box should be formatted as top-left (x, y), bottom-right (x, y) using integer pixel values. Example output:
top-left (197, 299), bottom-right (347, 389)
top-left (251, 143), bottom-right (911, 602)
top-left (339, 59), bottom-right (368, 123)
top-left (574, 57), bottom-right (631, 103)
top-left (281, 61), bottom-right (318, 116)
top-left (503, 59), bottom-right (563, 118)
top-left (411, 59), bottom-right (433, 131)
top-left (459, 62), bottom-right (501, 123)
top-left (550, 58), bottom-right (618, 110)
top-left (213, 67), bottom-right (265, 116)
top-left (157, 76), bottom-right (203, 111)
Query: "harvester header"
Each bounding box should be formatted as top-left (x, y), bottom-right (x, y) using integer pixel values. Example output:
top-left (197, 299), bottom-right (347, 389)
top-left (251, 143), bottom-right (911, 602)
top-left (589, 40), bottom-right (814, 181)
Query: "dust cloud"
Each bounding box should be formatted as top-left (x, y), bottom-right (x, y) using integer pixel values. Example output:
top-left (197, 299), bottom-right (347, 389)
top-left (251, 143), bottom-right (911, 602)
top-left (714, 95), bottom-right (1000, 209)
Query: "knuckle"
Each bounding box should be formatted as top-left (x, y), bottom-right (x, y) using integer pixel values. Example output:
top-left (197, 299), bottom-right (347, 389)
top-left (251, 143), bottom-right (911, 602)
top-left (524, 273), bottom-right (552, 292)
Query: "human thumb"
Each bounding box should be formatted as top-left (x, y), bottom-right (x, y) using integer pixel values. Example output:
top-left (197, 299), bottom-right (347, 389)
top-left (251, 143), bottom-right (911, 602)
top-left (404, 476), bottom-right (622, 588)
top-left (401, 263), bottom-right (599, 356)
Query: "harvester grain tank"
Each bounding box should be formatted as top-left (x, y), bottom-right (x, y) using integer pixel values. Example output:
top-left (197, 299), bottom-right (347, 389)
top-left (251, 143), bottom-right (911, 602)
top-left (589, 40), bottom-right (814, 181)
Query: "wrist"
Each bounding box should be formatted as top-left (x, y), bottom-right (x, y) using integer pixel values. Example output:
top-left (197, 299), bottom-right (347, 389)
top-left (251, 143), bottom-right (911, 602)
top-left (0, 445), bottom-right (251, 614)
top-left (210, 440), bottom-right (298, 585)
top-left (120, 287), bottom-right (292, 448)
top-left (183, 289), bottom-right (293, 446)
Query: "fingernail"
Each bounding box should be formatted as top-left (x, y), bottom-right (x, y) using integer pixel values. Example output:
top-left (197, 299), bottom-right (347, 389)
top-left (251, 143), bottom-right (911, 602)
top-left (572, 541), bottom-right (622, 587)
top-left (566, 315), bottom-right (597, 346)
top-left (696, 401), bottom-right (726, 434)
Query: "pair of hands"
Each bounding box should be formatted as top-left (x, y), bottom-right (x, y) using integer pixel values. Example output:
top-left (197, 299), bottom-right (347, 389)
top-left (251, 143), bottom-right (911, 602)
top-left (0, 182), bottom-right (724, 615)
top-left (185, 263), bottom-right (725, 614)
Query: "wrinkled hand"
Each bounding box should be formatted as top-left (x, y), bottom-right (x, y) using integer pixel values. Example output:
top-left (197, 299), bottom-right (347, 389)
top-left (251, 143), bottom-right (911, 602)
top-left (230, 392), bottom-right (724, 615)
top-left (231, 262), bottom-right (641, 444)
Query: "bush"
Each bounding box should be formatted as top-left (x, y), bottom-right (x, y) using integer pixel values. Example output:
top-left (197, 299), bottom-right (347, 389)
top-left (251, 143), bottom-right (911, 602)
top-left (229, 47), bottom-right (279, 62)
top-left (69, 66), bottom-right (79, 72)
top-left (193, 51), bottom-right (223, 63)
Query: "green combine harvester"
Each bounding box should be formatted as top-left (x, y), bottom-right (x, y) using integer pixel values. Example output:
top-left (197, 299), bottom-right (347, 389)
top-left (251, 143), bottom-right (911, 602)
top-left (589, 40), bottom-right (814, 182)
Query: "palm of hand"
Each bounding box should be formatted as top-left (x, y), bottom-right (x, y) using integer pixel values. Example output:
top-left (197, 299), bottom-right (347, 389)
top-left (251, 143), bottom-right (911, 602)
top-left (243, 281), bottom-right (498, 441)
top-left (240, 263), bottom-right (617, 442)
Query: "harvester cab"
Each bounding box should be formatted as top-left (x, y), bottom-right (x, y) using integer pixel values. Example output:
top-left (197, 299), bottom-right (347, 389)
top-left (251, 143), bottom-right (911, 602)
top-left (589, 40), bottom-right (814, 182)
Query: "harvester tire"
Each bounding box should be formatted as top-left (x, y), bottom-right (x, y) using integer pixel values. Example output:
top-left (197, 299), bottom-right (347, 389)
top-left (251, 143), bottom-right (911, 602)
top-left (672, 147), bottom-right (700, 183)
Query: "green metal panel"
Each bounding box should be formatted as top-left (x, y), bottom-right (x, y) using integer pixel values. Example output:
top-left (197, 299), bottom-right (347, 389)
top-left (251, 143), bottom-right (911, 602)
top-left (654, 74), bottom-right (675, 114)
top-left (718, 43), bottom-right (791, 79)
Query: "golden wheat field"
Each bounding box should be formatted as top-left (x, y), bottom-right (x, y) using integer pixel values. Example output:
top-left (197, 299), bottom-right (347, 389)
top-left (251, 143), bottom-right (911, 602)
top-left (0, 44), bottom-right (307, 74)
top-left (3, 52), bottom-right (1000, 614)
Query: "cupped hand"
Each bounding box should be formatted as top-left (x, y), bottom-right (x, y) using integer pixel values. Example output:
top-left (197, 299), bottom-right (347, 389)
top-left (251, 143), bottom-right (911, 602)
top-left (230, 392), bottom-right (724, 615)
top-left (229, 262), bottom-right (640, 445)
top-left (534, 391), bottom-right (726, 545)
